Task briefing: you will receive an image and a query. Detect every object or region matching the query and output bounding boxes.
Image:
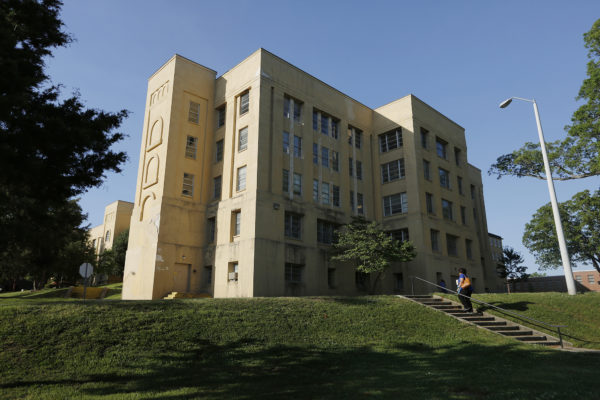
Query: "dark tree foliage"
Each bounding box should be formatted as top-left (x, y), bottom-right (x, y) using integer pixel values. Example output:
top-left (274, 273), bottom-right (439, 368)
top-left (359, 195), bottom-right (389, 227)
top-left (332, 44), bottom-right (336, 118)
top-left (97, 229), bottom-right (129, 276)
top-left (498, 247), bottom-right (529, 282)
top-left (0, 0), bottom-right (128, 287)
top-left (489, 19), bottom-right (600, 181)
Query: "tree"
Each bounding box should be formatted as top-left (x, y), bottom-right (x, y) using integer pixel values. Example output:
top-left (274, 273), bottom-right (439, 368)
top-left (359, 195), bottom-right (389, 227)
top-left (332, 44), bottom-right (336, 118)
top-left (497, 247), bottom-right (528, 293)
top-left (489, 19), bottom-right (600, 181)
top-left (96, 229), bottom-right (129, 276)
top-left (523, 189), bottom-right (600, 272)
top-left (529, 272), bottom-right (547, 277)
top-left (331, 217), bottom-right (416, 294)
top-left (0, 1), bottom-right (128, 283)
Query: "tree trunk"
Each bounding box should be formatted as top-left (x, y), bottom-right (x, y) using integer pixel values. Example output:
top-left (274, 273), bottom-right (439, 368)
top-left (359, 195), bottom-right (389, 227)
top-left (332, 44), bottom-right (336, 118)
top-left (591, 256), bottom-right (600, 273)
top-left (506, 281), bottom-right (511, 294)
top-left (369, 272), bottom-right (383, 295)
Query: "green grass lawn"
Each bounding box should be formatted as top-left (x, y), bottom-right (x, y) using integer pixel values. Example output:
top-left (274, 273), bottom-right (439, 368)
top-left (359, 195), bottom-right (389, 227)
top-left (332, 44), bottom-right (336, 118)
top-left (439, 291), bottom-right (600, 349)
top-left (0, 295), bottom-right (598, 400)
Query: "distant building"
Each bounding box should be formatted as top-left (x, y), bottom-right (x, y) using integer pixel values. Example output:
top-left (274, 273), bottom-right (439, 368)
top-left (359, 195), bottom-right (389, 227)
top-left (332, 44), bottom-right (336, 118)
top-left (572, 270), bottom-right (600, 292)
top-left (122, 49), bottom-right (504, 300)
top-left (510, 273), bottom-right (595, 293)
top-left (88, 200), bottom-right (133, 255)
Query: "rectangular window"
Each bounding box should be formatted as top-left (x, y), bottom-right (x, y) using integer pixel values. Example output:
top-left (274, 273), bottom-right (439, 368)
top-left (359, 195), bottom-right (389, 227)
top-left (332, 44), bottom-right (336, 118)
top-left (439, 168), bottom-right (450, 189)
top-left (356, 160), bottom-right (362, 180)
top-left (471, 184), bottom-right (476, 200)
top-left (283, 96), bottom-right (302, 122)
top-left (188, 101), bottom-right (200, 123)
top-left (331, 119), bottom-right (339, 139)
top-left (284, 212), bottom-right (302, 239)
top-left (313, 179), bottom-right (319, 202)
top-left (457, 176), bottom-right (463, 195)
top-left (446, 234), bottom-right (458, 256)
top-left (215, 139), bottom-right (224, 162)
top-left (216, 105), bottom-right (226, 128)
top-left (239, 91), bottom-right (249, 115)
top-left (394, 273), bottom-right (404, 291)
top-left (420, 127), bottom-right (428, 149)
top-left (381, 159), bottom-right (405, 183)
top-left (426, 193), bottom-right (435, 214)
top-left (436, 137), bottom-right (448, 159)
top-left (293, 135), bottom-right (302, 158)
top-left (356, 271), bottom-right (369, 290)
top-left (204, 266), bottom-right (213, 286)
top-left (313, 110), bottom-right (318, 130)
top-left (442, 199), bottom-right (453, 220)
top-left (185, 136), bottom-right (198, 159)
top-left (473, 207), bottom-right (478, 223)
top-left (283, 131), bottom-right (290, 154)
top-left (354, 130), bottom-right (362, 149)
top-left (238, 127), bottom-right (248, 151)
top-left (332, 151), bottom-right (339, 171)
top-left (454, 147), bottom-right (461, 166)
top-left (423, 160), bottom-right (431, 180)
top-left (349, 157), bottom-right (353, 176)
top-left (431, 229), bottom-right (440, 252)
top-left (317, 219), bottom-right (337, 244)
top-left (293, 173), bottom-right (302, 196)
top-left (379, 128), bottom-right (403, 153)
top-left (321, 182), bottom-right (330, 205)
top-left (313, 143), bottom-right (318, 164)
top-left (232, 210), bottom-right (241, 237)
top-left (576, 275), bottom-right (583, 282)
top-left (350, 191), bottom-right (355, 212)
top-left (236, 166), bottom-right (247, 191)
top-left (282, 169), bottom-right (289, 193)
top-left (588, 275), bottom-right (595, 283)
top-left (389, 228), bottom-right (409, 242)
top-left (285, 263), bottom-right (303, 283)
top-left (461, 206), bottom-right (466, 225)
top-left (182, 173), bottom-right (194, 196)
top-left (321, 114), bottom-right (329, 135)
top-left (466, 239), bottom-right (473, 259)
top-left (321, 147), bottom-right (329, 167)
top-left (207, 217), bottom-right (215, 243)
top-left (213, 176), bottom-right (222, 199)
top-left (383, 193), bottom-right (408, 216)
top-left (228, 262), bottom-right (239, 281)
top-left (333, 185), bottom-right (340, 207)
top-left (357, 193), bottom-right (364, 215)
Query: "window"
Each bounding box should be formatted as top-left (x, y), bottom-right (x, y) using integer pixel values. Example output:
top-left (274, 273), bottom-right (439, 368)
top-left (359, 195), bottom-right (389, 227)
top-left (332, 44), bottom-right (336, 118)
top-left (228, 262), bottom-right (239, 281)
top-left (313, 110), bottom-right (318, 130)
top-left (293, 135), bottom-right (302, 158)
top-left (317, 219), bottom-right (337, 244)
top-left (207, 217), bottom-right (216, 243)
top-left (188, 101), bottom-right (200, 123)
top-left (350, 191), bottom-right (354, 211)
top-left (204, 266), bottom-right (212, 286)
top-left (284, 212), bottom-right (302, 239)
top-left (454, 147), bottom-right (461, 166)
top-left (356, 271), bottom-right (369, 290)
top-left (354, 130), bottom-right (362, 149)
top-left (321, 147), bottom-right (329, 167)
top-left (457, 176), bottom-right (463, 195)
top-left (313, 179), bottom-right (319, 202)
top-left (285, 263), bottom-right (303, 283)
top-left (460, 206), bottom-right (466, 225)
top-left (446, 234), bottom-right (458, 256)
top-left (232, 210), bottom-right (241, 237)
top-left (282, 169), bottom-right (289, 193)
top-left (442, 199), bottom-right (453, 220)
top-left (431, 229), bottom-right (440, 252)
top-left (321, 182), bottom-right (330, 205)
top-left (473, 207), bottom-right (478, 223)
top-left (420, 128), bottom-right (428, 149)
top-left (389, 228), bottom-right (409, 243)
top-left (185, 136), bottom-right (198, 159)
top-left (436, 137), bottom-right (448, 159)
top-left (213, 176), bottom-right (222, 199)
top-left (394, 273), bottom-right (404, 291)
top-left (588, 275), bottom-right (595, 283)
top-left (357, 193), bottom-right (364, 215)
top-left (331, 119), bottom-right (339, 139)
top-left (239, 91), bottom-right (249, 115)
top-left (381, 159), bottom-right (405, 183)
top-left (332, 151), bottom-right (339, 171)
top-left (439, 168), bottom-right (450, 189)
top-left (283, 96), bottom-right (301, 122)
top-left (238, 127), bottom-right (248, 151)
top-left (321, 114), bottom-right (329, 135)
top-left (349, 157), bottom-right (353, 176)
top-left (576, 275), bottom-right (583, 282)
top-left (283, 131), bottom-right (290, 154)
top-left (379, 128), bottom-right (402, 153)
top-left (356, 160), bottom-right (362, 180)
top-left (293, 173), bottom-right (302, 196)
top-left (215, 139), bottom-right (224, 162)
top-left (182, 173), bottom-right (194, 196)
top-left (328, 268), bottom-right (336, 288)
top-left (313, 143), bottom-right (318, 164)
top-left (383, 193), bottom-right (408, 216)
top-left (470, 184), bottom-right (476, 200)
top-left (216, 105), bottom-right (226, 128)
top-left (236, 166), bottom-right (246, 191)
top-left (426, 193), bottom-right (435, 214)
top-left (105, 230), bottom-right (110, 243)
top-left (333, 185), bottom-right (340, 207)
top-left (466, 239), bottom-right (473, 259)
top-left (423, 160), bottom-right (431, 180)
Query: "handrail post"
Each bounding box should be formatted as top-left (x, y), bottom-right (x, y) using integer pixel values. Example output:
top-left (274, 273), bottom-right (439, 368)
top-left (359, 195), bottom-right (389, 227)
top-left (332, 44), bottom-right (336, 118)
top-left (558, 327), bottom-right (563, 349)
top-left (411, 276), bottom-right (414, 296)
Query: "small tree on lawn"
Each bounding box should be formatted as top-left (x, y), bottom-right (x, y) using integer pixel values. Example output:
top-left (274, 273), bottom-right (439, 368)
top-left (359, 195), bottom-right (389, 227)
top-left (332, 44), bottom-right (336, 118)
top-left (497, 247), bottom-right (529, 293)
top-left (332, 217), bottom-right (416, 294)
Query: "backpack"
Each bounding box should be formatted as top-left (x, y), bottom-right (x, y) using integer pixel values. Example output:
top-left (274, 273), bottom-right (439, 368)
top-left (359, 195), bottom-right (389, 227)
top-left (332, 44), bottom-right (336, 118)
top-left (460, 276), bottom-right (471, 289)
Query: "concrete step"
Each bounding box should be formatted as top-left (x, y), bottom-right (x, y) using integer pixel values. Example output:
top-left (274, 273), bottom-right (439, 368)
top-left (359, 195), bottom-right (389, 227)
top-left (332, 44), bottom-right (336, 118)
top-left (404, 295), bottom-right (433, 299)
top-left (475, 321), bottom-right (507, 327)
top-left (486, 325), bottom-right (520, 331)
top-left (431, 305), bottom-right (458, 310)
top-left (420, 301), bottom-right (449, 305)
top-left (461, 316), bottom-right (496, 322)
top-left (515, 335), bottom-right (548, 342)
top-left (446, 310), bottom-right (483, 316)
top-left (498, 330), bottom-right (533, 337)
top-left (529, 341), bottom-right (562, 346)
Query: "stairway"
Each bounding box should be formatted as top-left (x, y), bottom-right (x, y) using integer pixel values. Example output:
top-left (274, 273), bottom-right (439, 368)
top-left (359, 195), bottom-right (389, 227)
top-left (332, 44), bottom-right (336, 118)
top-left (402, 295), bottom-right (568, 347)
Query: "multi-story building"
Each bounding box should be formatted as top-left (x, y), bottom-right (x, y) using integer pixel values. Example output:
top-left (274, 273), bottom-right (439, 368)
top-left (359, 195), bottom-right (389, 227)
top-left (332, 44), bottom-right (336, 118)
top-left (489, 233), bottom-right (504, 266)
top-left (122, 49), bottom-right (503, 300)
top-left (89, 200), bottom-right (133, 255)
top-left (572, 270), bottom-right (600, 292)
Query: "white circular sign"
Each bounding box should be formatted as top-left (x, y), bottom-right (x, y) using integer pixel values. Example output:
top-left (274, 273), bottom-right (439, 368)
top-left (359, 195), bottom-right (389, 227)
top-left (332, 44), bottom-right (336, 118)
top-left (79, 263), bottom-right (93, 278)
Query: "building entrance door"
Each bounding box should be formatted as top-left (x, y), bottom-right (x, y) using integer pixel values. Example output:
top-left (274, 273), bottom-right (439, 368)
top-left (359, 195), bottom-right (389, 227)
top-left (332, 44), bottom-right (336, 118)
top-left (173, 263), bottom-right (191, 293)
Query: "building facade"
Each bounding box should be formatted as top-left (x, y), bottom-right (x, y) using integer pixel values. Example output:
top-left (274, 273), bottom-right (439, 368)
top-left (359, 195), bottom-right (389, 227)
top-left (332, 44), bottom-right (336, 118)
top-left (89, 200), bottom-right (134, 255)
top-left (122, 49), bottom-right (503, 300)
top-left (572, 270), bottom-right (600, 292)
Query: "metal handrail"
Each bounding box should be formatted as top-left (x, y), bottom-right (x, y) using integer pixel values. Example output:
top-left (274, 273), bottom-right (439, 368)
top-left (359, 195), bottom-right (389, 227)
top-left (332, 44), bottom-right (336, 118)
top-left (410, 276), bottom-right (566, 348)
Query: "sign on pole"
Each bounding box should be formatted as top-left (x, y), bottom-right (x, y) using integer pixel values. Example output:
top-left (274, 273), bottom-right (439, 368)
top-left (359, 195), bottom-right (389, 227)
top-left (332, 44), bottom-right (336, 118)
top-left (79, 263), bottom-right (93, 301)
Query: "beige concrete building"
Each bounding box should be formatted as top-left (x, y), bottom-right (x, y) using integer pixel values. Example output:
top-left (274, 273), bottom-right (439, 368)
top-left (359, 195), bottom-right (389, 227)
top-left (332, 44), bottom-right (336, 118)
top-left (89, 200), bottom-right (134, 255)
top-left (122, 49), bottom-right (503, 300)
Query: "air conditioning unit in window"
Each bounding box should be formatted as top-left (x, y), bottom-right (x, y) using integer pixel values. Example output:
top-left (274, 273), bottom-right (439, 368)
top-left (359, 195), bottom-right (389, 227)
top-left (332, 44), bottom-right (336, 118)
top-left (228, 272), bottom-right (238, 281)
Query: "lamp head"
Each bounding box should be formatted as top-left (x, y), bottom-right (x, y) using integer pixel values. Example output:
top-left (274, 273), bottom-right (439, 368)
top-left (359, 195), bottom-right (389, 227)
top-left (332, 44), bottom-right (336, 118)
top-left (499, 98), bottom-right (513, 109)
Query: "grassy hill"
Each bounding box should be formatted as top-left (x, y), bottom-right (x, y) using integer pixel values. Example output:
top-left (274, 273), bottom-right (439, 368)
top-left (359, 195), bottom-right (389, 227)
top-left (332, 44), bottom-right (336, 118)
top-left (0, 295), bottom-right (598, 399)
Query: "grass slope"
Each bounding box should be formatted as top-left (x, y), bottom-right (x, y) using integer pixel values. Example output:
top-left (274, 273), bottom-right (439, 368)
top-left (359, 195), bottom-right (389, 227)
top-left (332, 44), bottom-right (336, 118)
top-left (0, 296), bottom-right (598, 400)
top-left (440, 292), bottom-right (600, 349)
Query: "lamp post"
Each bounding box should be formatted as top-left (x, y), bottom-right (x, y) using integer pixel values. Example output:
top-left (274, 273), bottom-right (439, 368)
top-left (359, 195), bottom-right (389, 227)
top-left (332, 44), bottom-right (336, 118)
top-left (499, 97), bottom-right (577, 295)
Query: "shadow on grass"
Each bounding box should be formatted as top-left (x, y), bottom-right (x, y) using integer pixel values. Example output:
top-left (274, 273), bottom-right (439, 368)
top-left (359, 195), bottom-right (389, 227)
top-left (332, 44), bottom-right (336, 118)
top-left (476, 301), bottom-right (535, 312)
top-left (2, 339), bottom-right (599, 399)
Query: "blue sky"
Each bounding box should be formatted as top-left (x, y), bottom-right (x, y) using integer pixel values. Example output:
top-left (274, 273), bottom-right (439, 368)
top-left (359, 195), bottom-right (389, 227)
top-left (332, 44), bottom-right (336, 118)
top-left (46, 1), bottom-right (600, 274)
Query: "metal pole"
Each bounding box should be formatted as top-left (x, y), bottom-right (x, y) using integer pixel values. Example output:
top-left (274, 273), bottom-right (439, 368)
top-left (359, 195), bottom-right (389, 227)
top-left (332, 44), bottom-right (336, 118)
top-left (83, 264), bottom-right (88, 302)
top-left (557, 327), bottom-right (564, 348)
top-left (532, 100), bottom-right (577, 295)
top-left (411, 276), bottom-right (414, 296)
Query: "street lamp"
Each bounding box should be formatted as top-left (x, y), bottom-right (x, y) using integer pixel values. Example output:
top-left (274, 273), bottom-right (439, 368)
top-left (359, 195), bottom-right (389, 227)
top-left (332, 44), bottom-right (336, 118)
top-left (499, 97), bottom-right (577, 295)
